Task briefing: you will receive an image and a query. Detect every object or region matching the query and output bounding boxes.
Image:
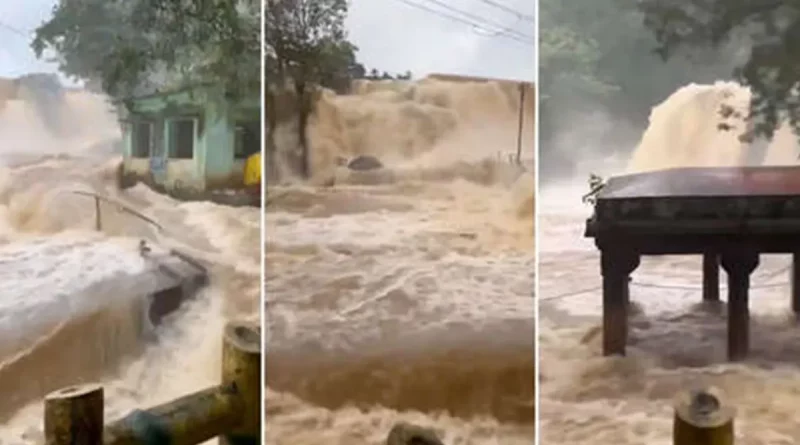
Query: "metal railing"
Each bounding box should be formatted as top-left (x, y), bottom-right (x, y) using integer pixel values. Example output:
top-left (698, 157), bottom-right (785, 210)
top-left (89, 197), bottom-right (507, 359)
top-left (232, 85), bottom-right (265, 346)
top-left (44, 320), bottom-right (261, 445)
top-left (67, 190), bottom-right (164, 233)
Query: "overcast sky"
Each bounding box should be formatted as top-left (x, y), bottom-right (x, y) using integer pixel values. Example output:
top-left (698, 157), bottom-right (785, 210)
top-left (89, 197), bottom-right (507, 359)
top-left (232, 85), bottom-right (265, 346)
top-left (347, 0), bottom-right (536, 82)
top-left (1, 0), bottom-right (537, 83)
top-left (0, 1), bottom-right (62, 79)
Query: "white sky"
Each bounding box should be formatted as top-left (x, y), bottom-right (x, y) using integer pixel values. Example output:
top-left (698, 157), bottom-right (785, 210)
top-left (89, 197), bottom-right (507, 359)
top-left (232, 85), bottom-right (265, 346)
top-left (0, 1), bottom-right (63, 79)
top-left (347, 0), bottom-right (536, 82)
top-left (1, 0), bottom-right (538, 83)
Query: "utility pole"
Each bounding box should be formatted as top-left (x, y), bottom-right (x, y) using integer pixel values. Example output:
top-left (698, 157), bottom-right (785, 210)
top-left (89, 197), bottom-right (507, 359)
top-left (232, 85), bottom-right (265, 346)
top-left (516, 82), bottom-right (525, 165)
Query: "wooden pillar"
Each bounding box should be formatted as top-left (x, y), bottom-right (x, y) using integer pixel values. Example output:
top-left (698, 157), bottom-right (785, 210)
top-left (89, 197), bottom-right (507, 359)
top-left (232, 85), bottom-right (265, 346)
top-left (673, 386), bottom-right (734, 445)
top-left (220, 321), bottom-right (261, 445)
top-left (702, 253), bottom-right (719, 302)
top-left (792, 253), bottom-right (800, 314)
top-left (44, 384), bottom-right (104, 445)
top-left (600, 249), bottom-right (640, 356)
top-left (720, 250), bottom-right (759, 361)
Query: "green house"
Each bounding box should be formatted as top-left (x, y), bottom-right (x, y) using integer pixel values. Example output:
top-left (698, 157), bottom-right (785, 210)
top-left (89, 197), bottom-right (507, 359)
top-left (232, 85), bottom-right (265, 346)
top-left (118, 83), bottom-right (260, 194)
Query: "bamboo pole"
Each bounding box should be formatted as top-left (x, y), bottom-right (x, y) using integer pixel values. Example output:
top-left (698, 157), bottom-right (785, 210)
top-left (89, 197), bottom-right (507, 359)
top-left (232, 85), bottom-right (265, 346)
top-left (44, 384), bottom-right (104, 445)
top-left (673, 387), bottom-right (735, 445)
top-left (104, 387), bottom-right (241, 445)
top-left (220, 321), bottom-right (261, 445)
top-left (42, 320), bottom-right (261, 445)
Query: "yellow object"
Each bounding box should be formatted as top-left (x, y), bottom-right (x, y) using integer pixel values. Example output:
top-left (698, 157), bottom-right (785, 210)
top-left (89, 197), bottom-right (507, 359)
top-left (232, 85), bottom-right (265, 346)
top-left (244, 152), bottom-right (261, 186)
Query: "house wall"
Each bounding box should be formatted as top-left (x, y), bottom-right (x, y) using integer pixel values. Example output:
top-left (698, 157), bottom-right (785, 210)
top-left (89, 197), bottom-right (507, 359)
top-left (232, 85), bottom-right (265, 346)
top-left (203, 97), bottom-right (260, 189)
top-left (121, 88), bottom-right (209, 192)
top-left (203, 99), bottom-right (237, 189)
top-left (121, 86), bottom-right (260, 192)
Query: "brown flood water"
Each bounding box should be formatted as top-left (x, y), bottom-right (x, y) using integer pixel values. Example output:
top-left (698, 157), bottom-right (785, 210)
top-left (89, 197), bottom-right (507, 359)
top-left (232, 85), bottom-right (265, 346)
top-left (0, 85), bottom-right (260, 442)
top-left (265, 77), bottom-right (535, 444)
top-left (540, 82), bottom-right (800, 445)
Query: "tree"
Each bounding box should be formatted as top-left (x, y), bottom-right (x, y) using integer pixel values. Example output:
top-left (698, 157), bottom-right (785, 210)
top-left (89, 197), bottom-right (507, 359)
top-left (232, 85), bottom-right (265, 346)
top-left (265, 0), bottom-right (350, 178)
top-left (538, 0), bottom-right (738, 180)
top-left (639, 0), bottom-right (800, 142)
top-left (32, 0), bottom-right (260, 99)
top-left (540, 0), bottom-right (734, 120)
top-left (317, 40), bottom-right (365, 93)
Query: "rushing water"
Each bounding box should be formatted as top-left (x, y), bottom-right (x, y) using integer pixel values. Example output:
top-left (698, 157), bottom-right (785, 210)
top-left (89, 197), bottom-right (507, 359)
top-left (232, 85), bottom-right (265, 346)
top-left (540, 82), bottom-right (800, 445)
top-left (265, 77), bottom-right (535, 444)
top-left (0, 79), bottom-right (260, 442)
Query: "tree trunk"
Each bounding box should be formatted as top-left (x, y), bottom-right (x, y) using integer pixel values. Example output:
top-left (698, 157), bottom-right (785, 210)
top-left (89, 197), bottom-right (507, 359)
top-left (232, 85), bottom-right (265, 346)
top-left (264, 88), bottom-right (278, 183)
top-left (295, 82), bottom-right (311, 178)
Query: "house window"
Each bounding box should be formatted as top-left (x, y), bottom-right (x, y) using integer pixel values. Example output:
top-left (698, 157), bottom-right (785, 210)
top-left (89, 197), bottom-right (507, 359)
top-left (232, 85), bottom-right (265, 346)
top-left (131, 122), bottom-right (152, 158)
top-left (234, 121), bottom-right (260, 159)
top-left (169, 119), bottom-right (196, 159)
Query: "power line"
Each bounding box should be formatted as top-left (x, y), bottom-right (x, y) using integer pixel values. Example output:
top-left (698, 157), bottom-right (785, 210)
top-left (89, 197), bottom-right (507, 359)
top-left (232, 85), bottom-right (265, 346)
top-left (474, 0), bottom-right (535, 22)
top-left (540, 285), bottom-right (601, 302)
top-left (0, 20), bottom-right (29, 38)
top-left (392, 0), bottom-right (533, 46)
top-left (0, 20), bottom-right (32, 66)
top-left (541, 266), bottom-right (793, 303)
top-left (421, 0), bottom-right (533, 41)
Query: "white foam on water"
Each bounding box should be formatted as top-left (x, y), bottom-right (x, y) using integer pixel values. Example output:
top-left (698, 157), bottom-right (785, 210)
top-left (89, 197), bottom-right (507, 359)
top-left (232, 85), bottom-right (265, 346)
top-left (541, 82), bottom-right (800, 445)
top-left (266, 77), bottom-right (535, 443)
top-left (0, 78), bottom-right (260, 442)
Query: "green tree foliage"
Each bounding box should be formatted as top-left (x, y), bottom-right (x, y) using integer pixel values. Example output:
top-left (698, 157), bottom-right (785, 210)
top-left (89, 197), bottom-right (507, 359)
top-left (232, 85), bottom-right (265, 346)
top-left (265, 0), bottom-right (351, 87)
top-left (265, 0), bottom-right (353, 178)
top-left (541, 0), bottom-right (734, 119)
top-left (639, 0), bottom-right (800, 142)
top-left (539, 0), bottom-right (736, 177)
top-left (32, 0), bottom-right (260, 98)
top-left (264, 0), bottom-right (414, 179)
top-left (266, 0), bottom-right (348, 178)
top-left (317, 40), bottom-right (366, 93)
top-left (539, 1), bottom-right (616, 106)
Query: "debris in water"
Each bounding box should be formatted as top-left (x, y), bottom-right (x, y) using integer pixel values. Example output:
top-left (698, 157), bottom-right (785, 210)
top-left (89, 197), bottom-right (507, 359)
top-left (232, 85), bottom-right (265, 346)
top-left (347, 155), bottom-right (384, 171)
top-left (386, 422), bottom-right (444, 445)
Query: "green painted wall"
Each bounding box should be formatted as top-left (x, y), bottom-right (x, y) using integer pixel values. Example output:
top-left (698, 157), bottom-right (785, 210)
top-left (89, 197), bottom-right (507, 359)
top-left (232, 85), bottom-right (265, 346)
top-left (119, 84), bottom-right (259, 191)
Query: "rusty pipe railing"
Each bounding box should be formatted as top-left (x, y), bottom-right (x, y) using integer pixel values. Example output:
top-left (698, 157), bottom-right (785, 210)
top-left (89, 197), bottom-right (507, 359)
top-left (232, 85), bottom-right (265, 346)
top-left (44, 320), bottom-right (261, 445)
top-left (67, 190), bottom-right (164, 233)
top-left (67, 190), bottom-right (210, 277)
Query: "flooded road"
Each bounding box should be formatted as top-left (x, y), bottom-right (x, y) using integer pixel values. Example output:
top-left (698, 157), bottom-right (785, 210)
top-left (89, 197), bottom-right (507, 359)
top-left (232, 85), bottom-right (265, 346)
top-left (266, 176), bottom-right (534, 444)
top-left (0, 83), bottom-right (260, 442)
top-left (265, 77), bottom-right (535, 444)
top-left (539, 82), bottom-right (800, 445)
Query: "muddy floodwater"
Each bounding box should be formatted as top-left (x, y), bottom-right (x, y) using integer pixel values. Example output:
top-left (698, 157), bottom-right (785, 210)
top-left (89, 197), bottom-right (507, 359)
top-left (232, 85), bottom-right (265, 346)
top-left (265, 177), bottom-right (534, 444)
top-left (265, 77), bottom-right (535, 444)
top-left (539, 82), bottom-right (800, 445)
top-left (0, 84), bottom-right (259, 442)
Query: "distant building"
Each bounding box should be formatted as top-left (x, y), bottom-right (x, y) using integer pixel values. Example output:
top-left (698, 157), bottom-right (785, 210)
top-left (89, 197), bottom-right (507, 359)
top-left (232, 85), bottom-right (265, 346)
top-left (118, 83), bottom-right (260, 195)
